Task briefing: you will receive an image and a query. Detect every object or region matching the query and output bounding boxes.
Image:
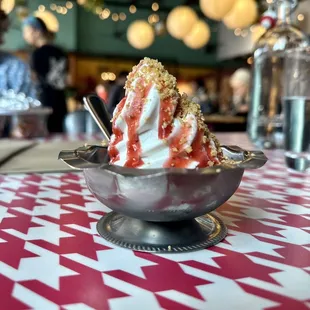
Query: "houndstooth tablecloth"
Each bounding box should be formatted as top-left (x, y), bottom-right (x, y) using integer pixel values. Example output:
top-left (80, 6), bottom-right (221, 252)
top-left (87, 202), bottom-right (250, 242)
top-left (0, 133), bottom-right (309, 310)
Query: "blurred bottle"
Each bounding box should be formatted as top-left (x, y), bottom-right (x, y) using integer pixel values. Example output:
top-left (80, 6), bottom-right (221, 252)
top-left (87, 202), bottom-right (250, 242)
top-left (248, 0), bottom-right (309, 149)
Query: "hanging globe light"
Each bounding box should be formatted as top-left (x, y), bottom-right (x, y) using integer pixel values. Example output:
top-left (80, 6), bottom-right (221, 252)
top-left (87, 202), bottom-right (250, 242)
top-left (223, 0), bottom-right (258, 29)
top-left (127, 20), bottom-right (155, 49)
top-left (1, 0), bottom-right (15, 14)
top-left (166, 6), bottom-right (198, 40)
top-left (183, 20), bottom-right (211, 49)
top-left (199, 0), bottom-right (236, 21)
top-left (34, 10), bottom-right (59, 33)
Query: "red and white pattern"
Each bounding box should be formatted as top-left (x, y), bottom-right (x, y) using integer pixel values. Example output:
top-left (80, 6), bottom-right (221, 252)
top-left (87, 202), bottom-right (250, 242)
top-left (0, 133), bottom-right (309, 309)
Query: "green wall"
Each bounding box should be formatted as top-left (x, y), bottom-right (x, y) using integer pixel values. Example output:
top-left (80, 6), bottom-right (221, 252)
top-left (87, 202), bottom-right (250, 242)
top-left (3, 0), bottom-right (77, 51)
top-left (3, 0), bottom-right (218, 66)
top-left (77, 7), bottom-right (217, 65)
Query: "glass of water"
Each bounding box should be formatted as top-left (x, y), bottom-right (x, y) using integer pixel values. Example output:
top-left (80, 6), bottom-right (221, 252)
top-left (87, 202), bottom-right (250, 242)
top-left (283, 47), bottom-right (310, 172)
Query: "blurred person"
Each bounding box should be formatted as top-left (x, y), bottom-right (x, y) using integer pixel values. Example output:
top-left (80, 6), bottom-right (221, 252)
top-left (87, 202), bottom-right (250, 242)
top-left (218, 76), bottom-right (233, 114)
top-left (107, 71), bottom-right (128, 115)
top-left (191, 78), bottom-right (208, 113)
top-left (0, 10), bottom-right (36, 138)
top-left (205, 79), bottom-right (219, 112)
top-left (0, 10), bottom-right (36, 97)
top-left (191, 78), bottom-right (217, 114)
top-left (22, 16), bottom-right (69, 133)
top-left (229, 68), bottom-right (251, 116)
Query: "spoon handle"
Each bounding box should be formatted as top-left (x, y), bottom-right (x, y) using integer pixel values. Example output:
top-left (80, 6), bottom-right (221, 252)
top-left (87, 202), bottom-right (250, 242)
top-left (83, 94), bottom-right (112, 141)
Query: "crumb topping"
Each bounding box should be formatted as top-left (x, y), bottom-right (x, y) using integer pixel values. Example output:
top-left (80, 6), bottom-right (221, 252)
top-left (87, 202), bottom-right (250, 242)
top-left (173, 93), bottom-right (223, 159)
top-left (175, 93), bottom-right (205, 130)
top-left (125, 57), bottom-right (179, 102)
top-left (111, 57), bottom-right (223, 166)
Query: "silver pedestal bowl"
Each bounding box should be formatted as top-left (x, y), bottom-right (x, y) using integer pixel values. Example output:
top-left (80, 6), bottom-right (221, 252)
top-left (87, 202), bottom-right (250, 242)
top-left (59, 145), bottom-right (267, 253)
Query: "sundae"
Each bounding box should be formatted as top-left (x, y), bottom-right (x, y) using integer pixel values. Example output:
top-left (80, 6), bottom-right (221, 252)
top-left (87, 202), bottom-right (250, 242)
top-left (108, 58), bottom-right (223, 169)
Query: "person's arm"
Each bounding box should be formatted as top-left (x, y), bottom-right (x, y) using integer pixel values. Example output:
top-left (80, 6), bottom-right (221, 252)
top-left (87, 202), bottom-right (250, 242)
top-left (8, 58), bottom-right (37, 98)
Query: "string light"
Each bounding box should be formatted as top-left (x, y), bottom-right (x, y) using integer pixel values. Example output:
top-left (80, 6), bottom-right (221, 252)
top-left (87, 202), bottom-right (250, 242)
top-left (148, 14), bottom-right (159, 24)
top-left (241, 29), bottom-right (248, 37)
top-left (101, 72), bottom-right (116, 81)
top-left (129, 5), bottom-right (137, 14)
top-left (234, 28), bottom-right (242, 36)
top-left (109, 73), bottom-right (116, 80)
top-left (96, 7), bottom-right (102, 14)
top-left (119, 12), bottom-right (127, 21)
top-left (66, 1), bottom-right (73, 9)
top-left (297, 14), bottom-right (304, 21)
top-left (50, 4), bottom-right (72, 15)
top-left (112, 13), bottom-right (119, 21)
top-left (101, 73), bottom-right (108, 80)
top-left (247, 57), bottom-right (253, 65)
top-left (38, 5), bottom-right (45, 12)
top-left (101, 8), bottom-right (110, 19)
top-left (152, 2), bottom-right (159, 11)
top-left (77, 0), bottom-right (104, 13)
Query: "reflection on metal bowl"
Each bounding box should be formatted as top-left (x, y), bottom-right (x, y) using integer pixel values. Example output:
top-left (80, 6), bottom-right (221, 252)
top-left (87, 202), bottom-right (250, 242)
top-left (59, 144), bottom-right (267, 252)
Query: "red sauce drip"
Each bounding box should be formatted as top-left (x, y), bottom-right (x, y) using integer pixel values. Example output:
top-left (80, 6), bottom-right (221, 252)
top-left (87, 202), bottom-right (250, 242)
top-left (109, 97), bottom-right (126, 164)
top-left (158, 97), bottom-right (175, 139)
top-left (109, 127), bottom-right (123, 163)
top-left (192, 130), bottom-right (214, 168)
top-left (124, 79), bottom-right (152, 168)
top-left (164, 128), bottom-right (219, 168)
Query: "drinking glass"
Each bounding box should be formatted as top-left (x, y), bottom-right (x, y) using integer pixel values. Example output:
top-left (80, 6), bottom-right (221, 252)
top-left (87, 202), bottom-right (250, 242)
top-left (283, 47), bottom-right (310, 171)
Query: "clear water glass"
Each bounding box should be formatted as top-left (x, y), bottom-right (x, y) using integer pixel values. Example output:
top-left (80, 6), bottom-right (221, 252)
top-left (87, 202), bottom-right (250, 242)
top-left (283, 47), bottom-right (310, 171)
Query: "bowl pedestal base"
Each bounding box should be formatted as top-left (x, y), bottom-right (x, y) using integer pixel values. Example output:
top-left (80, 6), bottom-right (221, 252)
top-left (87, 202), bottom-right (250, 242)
top-left (97, 211), bottom-right (227, 253)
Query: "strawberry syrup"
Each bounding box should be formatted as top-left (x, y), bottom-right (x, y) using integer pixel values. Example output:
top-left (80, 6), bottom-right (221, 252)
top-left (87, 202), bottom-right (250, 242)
top-left (109, 79), bottom-right (152, 168)
top-left (164, 128), bottom-right (220, 168)
top-left (109, 97), bottom-right (126, 164)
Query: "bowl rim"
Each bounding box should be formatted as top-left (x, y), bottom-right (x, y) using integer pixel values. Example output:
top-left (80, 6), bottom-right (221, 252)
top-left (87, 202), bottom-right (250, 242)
top-left (59, 144), bottom-right (268, 179)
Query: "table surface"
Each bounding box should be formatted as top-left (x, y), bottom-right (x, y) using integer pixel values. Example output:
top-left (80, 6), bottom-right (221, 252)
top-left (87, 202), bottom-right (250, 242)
top-left (0, 133), bottom-right (309, 310)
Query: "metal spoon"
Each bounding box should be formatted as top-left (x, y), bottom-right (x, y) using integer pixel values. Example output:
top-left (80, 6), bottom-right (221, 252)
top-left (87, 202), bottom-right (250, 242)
top-left (83, 94), bottom-right (112, 142)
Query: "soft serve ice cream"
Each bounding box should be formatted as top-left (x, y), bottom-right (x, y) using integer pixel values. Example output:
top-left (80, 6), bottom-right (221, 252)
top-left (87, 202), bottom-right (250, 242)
top-left (108, 57), bottom-right (223, 169)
